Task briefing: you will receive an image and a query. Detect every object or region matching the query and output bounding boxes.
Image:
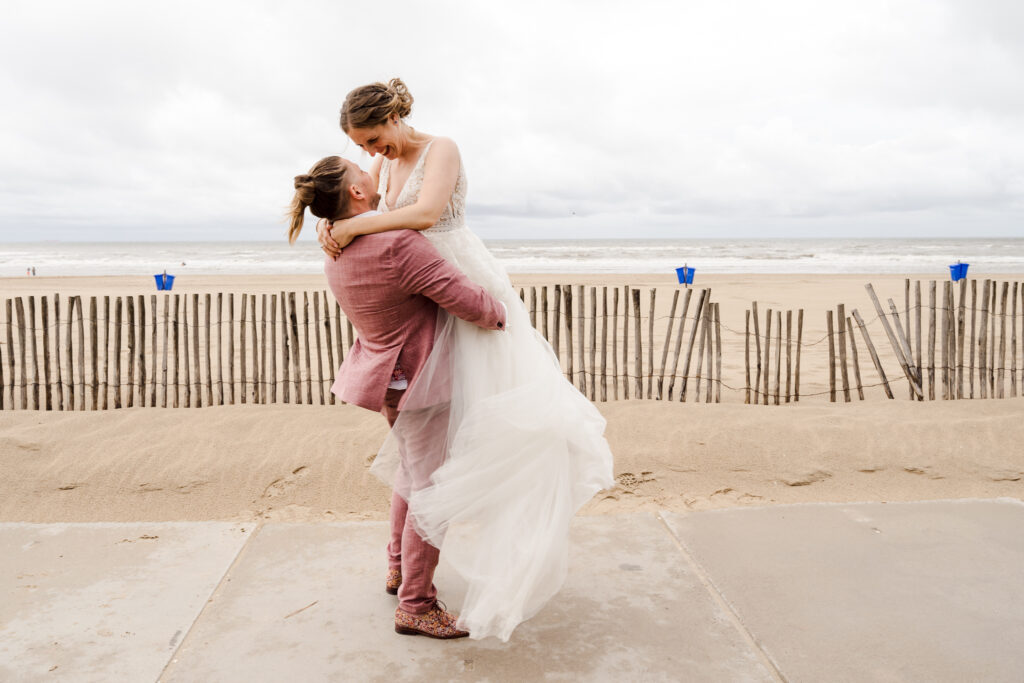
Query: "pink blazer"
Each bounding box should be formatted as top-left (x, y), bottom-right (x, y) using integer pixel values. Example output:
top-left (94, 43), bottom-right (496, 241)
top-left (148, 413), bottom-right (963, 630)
top-left (325, 229), bottom-right (506, 412)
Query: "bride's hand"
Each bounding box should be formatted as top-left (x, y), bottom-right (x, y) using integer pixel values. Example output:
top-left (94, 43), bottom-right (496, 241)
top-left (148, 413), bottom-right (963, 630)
top-left (329, 215), bottom-right (373, 250)
top-left (316, 218), bottom-right (341, 259)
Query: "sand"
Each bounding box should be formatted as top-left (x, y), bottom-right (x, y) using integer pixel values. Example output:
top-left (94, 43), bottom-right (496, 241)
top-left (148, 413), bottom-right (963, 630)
top-left (1, 273), bottom-right (1021, 522)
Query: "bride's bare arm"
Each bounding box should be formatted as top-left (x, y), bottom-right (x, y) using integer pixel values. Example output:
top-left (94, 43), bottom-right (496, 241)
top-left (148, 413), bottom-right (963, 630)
top-left (329, 137), bottom-right (461, 248)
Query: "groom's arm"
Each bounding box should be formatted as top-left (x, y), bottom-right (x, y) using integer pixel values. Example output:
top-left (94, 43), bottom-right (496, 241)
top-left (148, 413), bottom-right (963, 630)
top-left (389, 231), bottom-right (506, 331)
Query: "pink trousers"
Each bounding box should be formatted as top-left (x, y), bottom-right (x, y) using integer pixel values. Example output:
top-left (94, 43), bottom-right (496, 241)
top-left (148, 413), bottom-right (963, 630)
top-left (382, 388), bottom-right (441, 614)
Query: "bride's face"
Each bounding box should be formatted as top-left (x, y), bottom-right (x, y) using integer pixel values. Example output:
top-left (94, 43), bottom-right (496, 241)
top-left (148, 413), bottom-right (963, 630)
top-left (348, 120), bottom-right (401, 160)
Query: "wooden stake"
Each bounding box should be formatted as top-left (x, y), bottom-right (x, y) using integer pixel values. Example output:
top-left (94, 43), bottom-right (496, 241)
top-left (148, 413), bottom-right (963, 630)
top-left (632, 288), bottom-right (642, 399)
top-left (577, 285), bottom-right (586, 396)
top-left (162, 295), bottom-right (170, 408)
top-left (239, 293), bottom-right (246, 405)
top-left (611, 287), bottom-right (618, 400)
top-left (715, 303), bottom-right (722, 404)
top-left (113, 297), bottom-right (122, 409)
top-left (302, 292), bottom-right (312, 404)
top-left (679, 289), bottom-right (707, 402)
top-left (705, 303), bottom-right (714, 404)
top-left (530, 286), bottom-right (537, 330)
top-left (150, 295), bottom-right (157, 407)
top-left (589, 286), bottom-right (597, 401)
top-left (795, 310), bottom-right (804, 402)
top-left (998, 282), bottom-right (1008, 399)
top-left (851, 308), bottom-right (894, 399)
top-left (847, 316), bottom-right (865, 400)
top-left (978, 280), bottom-right (989, 399)
top-left (928, 282), bottom-right (936, 400)
top-left (28, 297), bottom-right (39, 409)
top-left (322, 292), bottom-right (333, 405)
top-left (763, 308), bottom-right (772, 406)
top-left (752, 301), bottom-right (762, 404)
top-left (1012, 282), bottom-right (1018, 398)
top-left (250, 295), bottom-right (259, 404)
top-left (41, 296), bottom-right (51, 410)
top-left (289, 292), bottom-right (302, 403)
top-left (940, 283), bottom-right (949, 400)
top-left (600, 287), bottom-right (608, 402)
top-left (541, 286), bottom-right (549, 341)
top-left (647, 288), bottom-right (655, 399)
top-left (182, 296), bottom-right (191, 408)
top-left (552, 284), bottom-right (561, 363)
top-left (969, 280), bottom-right (977, 399)
top-left (827, 310), bottom-right (836, 403)
top-left (564, 285), bottom-right (574, 385)
top-left (905, 279), bottom-right (912, 399)
top-left (785, 310), bottom-right (793, 403)
top-left (227, 293), bottom-right (234, 405)
top-left (66, 297), bottom-right (76, 410)
top-left (281, 292), bottom-right (290, 404)
top-left (205, 293), bottom-right (213, 406)
top-left (621, 285), bottom-right (629, 400)
top-left (75, 297), bottom-right (85, 411)
top-left (126, 296), bottom-right (135, 408)
top-left (694, 300), bottom-right (708, 402)
top-left (334, 301), bottom-right (344, 366)
top-left (957, 279), bottom-right (967, 398)
top-left (270, 294), bottom-right (279, 404)
top-left (87, 297), bottom-right (97, 409)
top-left (745, 310), bottom-right (751, 404)
top-left (915, 281), bottom-right (922, 401)
top-left (656, 290), bottom-right (680, 400)
top-left (990, 281), bottom-right (997, 394)
top-left (314, 293), bottom-right (325, 405)
top-left (772, 309), bottom-right (781, 405)
top-left (190, 294), bottom-right (199, 405)
top-left (53, 295), bottom-right (63, 410)
top-left (138, 295), bottom-right (146, 408)
top-left (838, 304), bottom-right (850, 403)
top-left (15, 298), bottom-right (27, 409)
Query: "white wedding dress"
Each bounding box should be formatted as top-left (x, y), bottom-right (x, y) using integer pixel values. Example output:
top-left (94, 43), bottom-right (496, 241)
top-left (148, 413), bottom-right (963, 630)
top-left (369, 139), bottom-right (614, 642)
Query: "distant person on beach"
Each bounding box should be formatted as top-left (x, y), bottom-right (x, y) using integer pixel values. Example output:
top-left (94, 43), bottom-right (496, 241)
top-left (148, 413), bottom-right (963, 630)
top-left (310, 78), bottom-right (613, 641)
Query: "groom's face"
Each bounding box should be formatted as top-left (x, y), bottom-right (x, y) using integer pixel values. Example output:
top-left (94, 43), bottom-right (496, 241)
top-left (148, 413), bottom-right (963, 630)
top-left (345, 160), bottom-right (381, 210)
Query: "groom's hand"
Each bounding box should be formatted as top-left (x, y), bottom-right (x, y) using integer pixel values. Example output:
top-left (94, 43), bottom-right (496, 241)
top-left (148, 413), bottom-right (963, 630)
top-left (317, 218), bottom-right (342, 260)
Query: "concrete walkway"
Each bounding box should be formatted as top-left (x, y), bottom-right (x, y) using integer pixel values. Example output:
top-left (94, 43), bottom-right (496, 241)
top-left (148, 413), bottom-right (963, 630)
top-left (2, 499), bottom-right (1022, 682)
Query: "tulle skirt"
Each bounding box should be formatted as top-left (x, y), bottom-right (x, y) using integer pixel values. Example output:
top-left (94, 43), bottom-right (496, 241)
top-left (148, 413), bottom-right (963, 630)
top-left (369, 226), bottom-right (614, 641)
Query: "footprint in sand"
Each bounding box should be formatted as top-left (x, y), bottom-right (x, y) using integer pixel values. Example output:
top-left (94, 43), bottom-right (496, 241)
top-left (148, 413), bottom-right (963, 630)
top-left (261, 466), bottom-right (311, 499)
top-left (903, 466), bottom-right (944, 480)
top-left (988, 469), bottom-right (1022, 482)
top-left (779, 470), bottom-right (832, 487)
top-left (614, 471), bottom-right (656, 493)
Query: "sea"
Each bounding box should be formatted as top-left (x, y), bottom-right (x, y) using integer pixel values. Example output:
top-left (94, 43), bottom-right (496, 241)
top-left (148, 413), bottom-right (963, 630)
top-left (1, 239), bottom-right (1022, 278)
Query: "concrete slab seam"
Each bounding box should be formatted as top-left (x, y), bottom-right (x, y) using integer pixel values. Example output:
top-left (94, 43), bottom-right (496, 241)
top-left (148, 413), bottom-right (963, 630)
top-left (155, 521), bottom-right (266, 683)
top-left (655, 511), bottom-right (788, 683)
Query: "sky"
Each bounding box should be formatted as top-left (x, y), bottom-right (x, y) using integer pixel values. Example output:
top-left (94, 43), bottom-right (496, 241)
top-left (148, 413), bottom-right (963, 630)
top-left (0, 0), bottom-right (1022, 242)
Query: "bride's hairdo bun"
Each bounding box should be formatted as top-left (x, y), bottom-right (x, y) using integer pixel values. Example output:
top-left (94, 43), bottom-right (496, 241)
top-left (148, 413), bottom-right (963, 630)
top-left (339, 77), bottom-right (414, 132)
top-left (286, 158), bottom-right (349, 244)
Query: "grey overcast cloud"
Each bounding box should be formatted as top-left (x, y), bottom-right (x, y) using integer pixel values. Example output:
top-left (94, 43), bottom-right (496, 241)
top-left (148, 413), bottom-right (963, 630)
top-left (0, 0), bottom-right (1021, 242)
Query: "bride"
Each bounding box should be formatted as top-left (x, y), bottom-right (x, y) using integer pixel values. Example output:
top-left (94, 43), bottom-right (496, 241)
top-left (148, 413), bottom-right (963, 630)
top-left (318, 78), bottom-right (614, 642)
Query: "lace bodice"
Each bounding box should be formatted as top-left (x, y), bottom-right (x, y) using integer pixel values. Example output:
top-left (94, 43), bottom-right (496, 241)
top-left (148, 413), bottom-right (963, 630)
top-left (378, 139), bottom-right (467, 233)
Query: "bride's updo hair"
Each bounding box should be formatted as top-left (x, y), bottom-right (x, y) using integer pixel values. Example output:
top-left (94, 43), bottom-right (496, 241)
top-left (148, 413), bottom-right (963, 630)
top-left (287, 156), bottom-right (350, 244)
top-left (339, 78), bottom-right (414, 132)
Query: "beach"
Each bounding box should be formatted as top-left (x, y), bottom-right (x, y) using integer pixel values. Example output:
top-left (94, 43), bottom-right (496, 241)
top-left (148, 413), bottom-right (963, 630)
top-left (1, 272), bottom-right (1021, 524)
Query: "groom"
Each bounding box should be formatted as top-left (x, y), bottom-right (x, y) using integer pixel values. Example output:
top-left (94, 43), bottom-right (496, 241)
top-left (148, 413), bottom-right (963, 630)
top-left (319, 159), bottom-right (506, 639)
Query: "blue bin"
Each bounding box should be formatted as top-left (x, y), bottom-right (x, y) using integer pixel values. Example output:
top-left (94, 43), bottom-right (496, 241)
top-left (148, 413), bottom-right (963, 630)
top-left (949, 263), bottom-right (969, 281)
top-left (675, 266), bottom-right (695, 285)
top-left (154, 274), bottom-right (175, 290)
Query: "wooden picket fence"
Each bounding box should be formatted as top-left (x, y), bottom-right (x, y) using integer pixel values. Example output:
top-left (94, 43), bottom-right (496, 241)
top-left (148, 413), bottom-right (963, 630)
top-left (0, 279), bottom-right (1021, 411)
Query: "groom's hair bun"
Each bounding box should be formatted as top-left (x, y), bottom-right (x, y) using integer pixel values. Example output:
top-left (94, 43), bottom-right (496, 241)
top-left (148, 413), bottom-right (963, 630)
top-left (340, 77), bottom-right (414, 132)
top-left (286, 157), bottom-right (350, 244)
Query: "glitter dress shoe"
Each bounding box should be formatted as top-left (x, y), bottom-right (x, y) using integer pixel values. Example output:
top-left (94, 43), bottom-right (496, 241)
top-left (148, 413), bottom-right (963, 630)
top-left (394, 601), bottom-right (469, 639)
top-left (385, 568), bottom-right (402, 595)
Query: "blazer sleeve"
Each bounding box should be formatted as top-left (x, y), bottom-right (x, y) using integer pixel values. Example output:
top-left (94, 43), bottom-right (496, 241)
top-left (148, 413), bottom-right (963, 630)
top-left (390, 231), bottom-right (506, 331)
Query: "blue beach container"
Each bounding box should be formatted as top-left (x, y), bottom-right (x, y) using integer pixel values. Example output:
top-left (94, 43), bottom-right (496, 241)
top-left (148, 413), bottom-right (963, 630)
top-left (154, 274), bottom-right (175, 290)
top-left (948, 263), bottom-right (969, 282)
top-left (675, 266), bottom-right (695, 285)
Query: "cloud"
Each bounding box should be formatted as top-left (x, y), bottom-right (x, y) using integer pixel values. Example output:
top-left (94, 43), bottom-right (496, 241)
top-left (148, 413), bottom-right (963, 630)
top-left (0, 0), bottom-right (1021, 241)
